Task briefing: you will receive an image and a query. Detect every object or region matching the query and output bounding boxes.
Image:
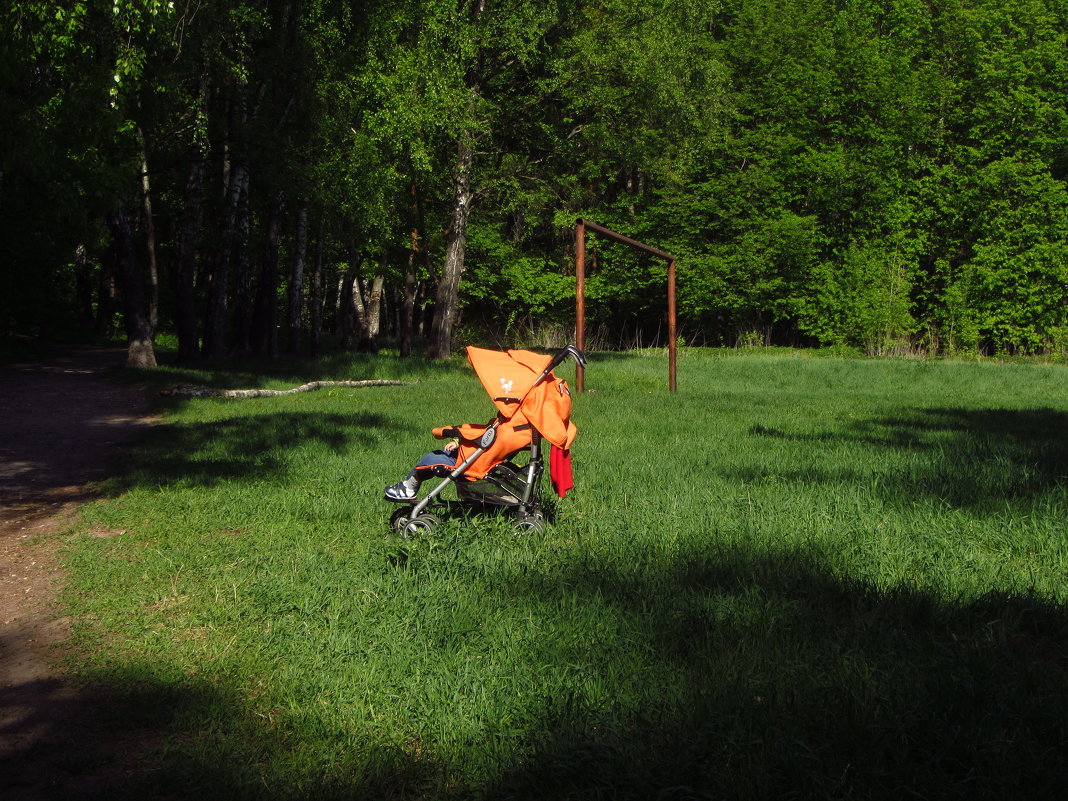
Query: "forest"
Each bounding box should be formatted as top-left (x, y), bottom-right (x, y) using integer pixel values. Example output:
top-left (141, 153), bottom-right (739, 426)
top-left (2, 0), bottom-right (1066, 365)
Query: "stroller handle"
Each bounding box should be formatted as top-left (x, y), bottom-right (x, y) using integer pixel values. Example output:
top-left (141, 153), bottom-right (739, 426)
top-left (551, 344), bottom-right (587, 370)
top-left (528, 344), bottom-right (587, 393)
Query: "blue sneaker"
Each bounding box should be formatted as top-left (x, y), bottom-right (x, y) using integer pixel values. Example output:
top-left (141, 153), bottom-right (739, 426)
top-left (384, 476), bottom-right (420, 501)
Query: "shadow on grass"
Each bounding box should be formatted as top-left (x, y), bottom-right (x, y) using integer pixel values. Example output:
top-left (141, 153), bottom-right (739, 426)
top-left (123, 347), bottom-right (470, 394)
top-left (478, 545), bottom-right (1068, 800)
top-left (747, 406), bottom-right (1068, 512)
top-left (109, 411), bottom-right (394, 491)
top-left (0, 665), bottom-right (436, 801)
top-left (21, 544), bottom-right (1068, 799)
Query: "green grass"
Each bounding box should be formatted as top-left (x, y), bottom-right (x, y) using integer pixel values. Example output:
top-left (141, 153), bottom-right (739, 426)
top-left (63, 348), bottom-right (1068, 799)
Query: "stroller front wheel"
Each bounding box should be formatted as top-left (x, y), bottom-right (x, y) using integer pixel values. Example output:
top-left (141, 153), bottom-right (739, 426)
top-left (389, 507), bottom-right (411, 532)
top-left (391, 509), bottom-right (440, 537)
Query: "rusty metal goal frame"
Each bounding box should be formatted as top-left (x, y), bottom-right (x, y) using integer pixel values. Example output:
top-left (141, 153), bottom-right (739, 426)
top-left (574, 218), bottom-right (678, 392)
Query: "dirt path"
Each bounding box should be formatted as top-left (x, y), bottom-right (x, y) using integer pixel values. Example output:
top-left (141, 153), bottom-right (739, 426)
top-left (0, 345), bottom-right (157, 798)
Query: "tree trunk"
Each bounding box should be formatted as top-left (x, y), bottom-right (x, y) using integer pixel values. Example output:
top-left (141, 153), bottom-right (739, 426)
top-left (232, 172), bottom-right (253, 353)
top-left (202, 159), bottom-right (247, 359)
top-left (95, 243), bottom-right (118, 335)
top-left (309, 220), bottom-right (324, 358)
top-left (366, 262), bottom-right (385, 339)
top-left (401, 265), bottom-right (416, 357)
top-left (416, 280), bottom-right (430, 338)
top-left (74, 244), bottom-right (94, 332)
top-left (107, 204), bottom-right (157, 369)
top-left (175, 73), bottom-right (208, 363)
top-left (174, 151), bottom-right (204, 362)
top-left (339, 268), bottom-right (357, 350)
top-left (426, 1), bottom-right (484, 360)
top-left (339, 248), bottom-right (375, 351)
top-left (251, 189), bottom-right (286, 359)
top-left (286, 199), bottom-right (308, 354)
top-left (334, 272), bottom-right (345, 335)
top-left (428, 131), bottom-right (474, 359)
top-left (137, 128), bottom-right (159, 337)
top-left (353, 277), bottom-right (370, 339)
top-left (401, 182), bottom-right (420, 358)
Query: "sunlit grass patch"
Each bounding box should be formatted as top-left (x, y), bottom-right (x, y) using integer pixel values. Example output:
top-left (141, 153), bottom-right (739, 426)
top-left (66, 349), bottom-right (1068, 799)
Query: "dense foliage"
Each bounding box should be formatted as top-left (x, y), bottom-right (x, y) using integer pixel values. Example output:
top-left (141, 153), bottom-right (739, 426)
top-left (2, 0), bottom-right (1066, 357)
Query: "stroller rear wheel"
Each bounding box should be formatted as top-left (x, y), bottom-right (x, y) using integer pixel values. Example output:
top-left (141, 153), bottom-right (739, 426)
top-left (512, 510), bottom-right (545, 535)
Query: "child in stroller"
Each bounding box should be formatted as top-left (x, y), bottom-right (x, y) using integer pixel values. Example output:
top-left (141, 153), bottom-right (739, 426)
top-left (384, 344), bottom-right (585, 535)
top-left (383, 441), bottom-right (461, 502)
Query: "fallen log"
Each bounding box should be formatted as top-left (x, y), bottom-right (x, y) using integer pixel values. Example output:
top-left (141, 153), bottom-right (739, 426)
top-left (161, 379), bottom-right (410, 398)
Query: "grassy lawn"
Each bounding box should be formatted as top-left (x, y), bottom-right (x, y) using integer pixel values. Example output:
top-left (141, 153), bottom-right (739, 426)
top-left (66, 348), bottom-right (1068, 799)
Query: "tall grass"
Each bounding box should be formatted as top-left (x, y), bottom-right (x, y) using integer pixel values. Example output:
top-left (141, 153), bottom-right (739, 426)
top-left (62, 348), bottom-right (1068, 799)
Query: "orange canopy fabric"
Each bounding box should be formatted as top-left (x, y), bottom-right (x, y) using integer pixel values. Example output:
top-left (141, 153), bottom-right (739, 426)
top-left (464, 346), bottom-right (577, 451)
top-left (466, 347), bottom-right (552, 418)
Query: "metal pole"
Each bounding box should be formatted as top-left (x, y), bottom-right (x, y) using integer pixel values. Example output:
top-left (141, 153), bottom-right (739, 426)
top-left (574, 218), bottom-right (678, 393)
top-left (668, 259), bottom-right (677, 392)
top-left (575, 220), bottom-right (586, 392)
top-left (578, 218), bottom-right (675, 261)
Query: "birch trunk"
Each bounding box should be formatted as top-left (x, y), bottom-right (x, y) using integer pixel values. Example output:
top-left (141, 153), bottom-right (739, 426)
top-left (137, 128), bottom-right (159, 337)
top-left (427, 131), bottom-right (473, 359)
top-left (174, 151), bottom-right (204, 362)
top-left (334, 273), bottom-right (345, 334)
top-left (232, 173), bottom-right (253, 353)
top-left (366, 268), bottom-right (385, 339)
top-left (251, 190), bottom-right (286, 359)
top-left (401, 181), bottom-right (420, 358)
top-left (402, 253), bottom-right (416, 358)
top-left (427, 16), bottom-right (482, 360)
top-left (202, 159), bottom-right (247, 358)
top-left (176, 73), bottom-right (208, 362)
top-left (309, 220), bottom-right (324, 357)
top-left (286, 200), bottom-right (308, 354)
top-left (339, 268), bottom-right (357, 350)
top-left (340, 248), bottom-right (375, 351)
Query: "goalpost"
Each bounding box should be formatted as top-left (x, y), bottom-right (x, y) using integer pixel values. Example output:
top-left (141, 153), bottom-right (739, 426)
top-left (574, 218), bottom-right (678, 392)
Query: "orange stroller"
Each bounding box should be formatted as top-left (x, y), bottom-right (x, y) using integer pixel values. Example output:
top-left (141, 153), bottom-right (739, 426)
top-left (386, 344), bottom-right (586, 536)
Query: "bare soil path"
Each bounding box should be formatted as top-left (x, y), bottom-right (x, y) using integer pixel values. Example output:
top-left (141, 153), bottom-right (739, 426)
top-left (0, 345), bottom-right (157, 799)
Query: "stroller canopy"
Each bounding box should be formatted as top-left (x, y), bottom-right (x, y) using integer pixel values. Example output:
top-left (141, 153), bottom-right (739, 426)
top-left (466, 346), bottom-right (577, 450)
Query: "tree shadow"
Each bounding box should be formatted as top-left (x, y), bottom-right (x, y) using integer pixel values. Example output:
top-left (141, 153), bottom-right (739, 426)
top-left (13, 544), bottom-right (1066, 799)
top-left (124, 348), bottom-right (469, 399)
top-left (0, 347), bottom-right (154, 522)
top-left (108, 411), bottom-right (395, 491)
top-left (746, 407), bottom-right (1068, 512)
top-left (0, 663), bottom-right (435, 801)
top-left (478, 545), bottom-right (1068, 800)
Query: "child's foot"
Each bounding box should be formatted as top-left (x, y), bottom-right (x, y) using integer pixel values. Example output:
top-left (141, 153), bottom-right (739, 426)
top-left (384, 476), bottom-right (420, 501)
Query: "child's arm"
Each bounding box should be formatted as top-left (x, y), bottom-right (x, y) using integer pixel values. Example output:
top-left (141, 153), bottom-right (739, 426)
top-left (431, 427), bottom-right (460, 454)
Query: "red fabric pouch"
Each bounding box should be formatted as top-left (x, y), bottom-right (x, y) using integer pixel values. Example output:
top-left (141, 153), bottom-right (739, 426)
top-left (550, 446), bottom-right (574, 498)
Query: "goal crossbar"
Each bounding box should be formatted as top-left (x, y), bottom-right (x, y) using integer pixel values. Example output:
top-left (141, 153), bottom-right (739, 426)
top-left (574, 218), bottom-right (678, 392)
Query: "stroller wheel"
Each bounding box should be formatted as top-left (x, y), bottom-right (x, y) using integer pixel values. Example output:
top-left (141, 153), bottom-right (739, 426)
top-left (395, 512), bottom-right (440, 537)
top-left (389, 507), bottom-right (412, 532)
top-left (512, 511), bottom-right (545, 535)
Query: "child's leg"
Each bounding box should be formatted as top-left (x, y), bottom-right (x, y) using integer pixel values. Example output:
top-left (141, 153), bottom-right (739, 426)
top-left (413, 449), bottom-right (458, 479)
top-left (384, 449), bottom-right (458, 500)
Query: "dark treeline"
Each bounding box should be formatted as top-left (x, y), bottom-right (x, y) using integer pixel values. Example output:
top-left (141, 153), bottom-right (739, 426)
top-left (2, 0), bottom-right (1066, 365)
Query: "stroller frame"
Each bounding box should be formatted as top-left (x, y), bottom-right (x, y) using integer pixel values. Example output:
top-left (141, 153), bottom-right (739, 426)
top-left (389, 345), bottom-right (585, 536)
